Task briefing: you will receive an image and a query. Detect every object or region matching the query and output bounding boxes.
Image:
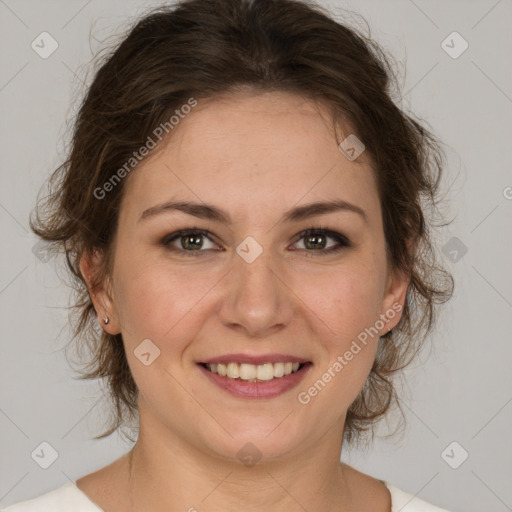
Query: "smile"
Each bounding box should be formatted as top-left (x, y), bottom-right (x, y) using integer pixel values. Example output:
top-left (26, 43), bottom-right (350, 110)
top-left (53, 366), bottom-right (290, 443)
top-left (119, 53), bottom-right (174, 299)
top-left (197, 356), bottom-right (312, 399)
top-left (202, 361), bottom-right (303, 382)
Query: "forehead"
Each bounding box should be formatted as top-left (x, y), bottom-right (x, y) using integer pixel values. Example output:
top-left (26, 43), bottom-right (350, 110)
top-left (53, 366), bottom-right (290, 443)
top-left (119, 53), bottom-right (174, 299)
top-left (121, 91), bottom-right (380, 225)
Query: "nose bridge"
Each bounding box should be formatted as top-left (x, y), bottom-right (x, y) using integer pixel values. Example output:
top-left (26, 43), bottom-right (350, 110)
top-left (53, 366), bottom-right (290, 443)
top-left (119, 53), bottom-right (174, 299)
top-left (236, 244), bottom-right (279, 295)
top-left (218, 240), bottom-right (293, 336)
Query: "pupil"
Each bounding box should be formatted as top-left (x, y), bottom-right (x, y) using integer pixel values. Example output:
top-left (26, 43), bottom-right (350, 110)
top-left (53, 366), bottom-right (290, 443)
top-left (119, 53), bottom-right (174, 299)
top-left (183, 234), bottom-right (203, 250)
top-left (305, 234), bottom-right (325, 250)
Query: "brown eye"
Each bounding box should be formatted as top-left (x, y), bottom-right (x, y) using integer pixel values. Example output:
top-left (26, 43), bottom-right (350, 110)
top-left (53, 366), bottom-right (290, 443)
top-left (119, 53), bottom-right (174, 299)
top-left (180, 233), bottom-right (204, 250)
top-left (292, 229), bottom-right (350, 255)
top-left (161, 229), bottom-right (219, 254)
top-left (304, 232), bottom-right (328, 250)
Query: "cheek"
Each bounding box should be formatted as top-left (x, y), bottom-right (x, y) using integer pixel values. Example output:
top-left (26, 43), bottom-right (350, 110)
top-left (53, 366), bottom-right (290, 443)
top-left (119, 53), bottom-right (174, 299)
top-left (114, 266), bottom-right (164, 335)
top-left (292, 260), bottom-right (386, 403)
top-left (112, 255), bottom-right (219, 351)
top-left (111, 260), bottom-right (200, 399)
top-left (299, 260), bottom-right (386, 341)
top-left (112, 257), bottom-right (185, 341)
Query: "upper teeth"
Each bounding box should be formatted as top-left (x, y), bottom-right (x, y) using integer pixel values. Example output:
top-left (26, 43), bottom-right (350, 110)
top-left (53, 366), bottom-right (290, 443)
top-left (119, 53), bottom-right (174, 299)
top-left (206, 362), bottom-right (301, 381)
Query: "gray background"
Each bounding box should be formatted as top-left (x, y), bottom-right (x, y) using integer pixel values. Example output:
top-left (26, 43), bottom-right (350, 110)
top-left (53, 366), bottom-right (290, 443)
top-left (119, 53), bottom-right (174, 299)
top-left (1, 0), bottom-right (511, 510)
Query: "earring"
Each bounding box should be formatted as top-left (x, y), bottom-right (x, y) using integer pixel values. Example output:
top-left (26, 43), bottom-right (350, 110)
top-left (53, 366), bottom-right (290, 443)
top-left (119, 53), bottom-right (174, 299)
top-left (103, 316), bottom-right (109, 325)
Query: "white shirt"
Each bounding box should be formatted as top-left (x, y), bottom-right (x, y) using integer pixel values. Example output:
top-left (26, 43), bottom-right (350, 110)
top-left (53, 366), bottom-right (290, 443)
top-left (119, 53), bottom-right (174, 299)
top-left (1, 481), bottom-right (450, 511)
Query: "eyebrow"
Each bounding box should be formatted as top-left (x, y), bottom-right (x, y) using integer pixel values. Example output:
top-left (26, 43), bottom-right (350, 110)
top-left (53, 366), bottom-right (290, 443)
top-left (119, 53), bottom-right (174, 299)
top-left (139, 199), bottom-right (368, 225)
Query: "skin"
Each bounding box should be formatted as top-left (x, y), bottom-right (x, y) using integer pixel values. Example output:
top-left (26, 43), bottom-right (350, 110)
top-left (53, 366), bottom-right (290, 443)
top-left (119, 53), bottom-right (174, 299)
top-left (78, 90), bottom-right (410, 511)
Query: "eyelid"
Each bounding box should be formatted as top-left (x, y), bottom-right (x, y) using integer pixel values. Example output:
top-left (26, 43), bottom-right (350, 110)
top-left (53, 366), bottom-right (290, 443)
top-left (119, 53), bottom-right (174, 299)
top-left (292, 227), bottom-right (350, 245)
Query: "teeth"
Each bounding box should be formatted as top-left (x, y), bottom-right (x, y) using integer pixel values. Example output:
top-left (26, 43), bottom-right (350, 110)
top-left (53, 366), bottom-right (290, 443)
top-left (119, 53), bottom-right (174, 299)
top-left (273, 362), bottom-right (284, 378)
top-left (205, 361), bottom-right (303, 381)
top-left (239, 363), bottom-right (256, 380)
top-left (257, 363), bottom-right (274, 381)
top-left (227, 362), bottom-right (239, 379)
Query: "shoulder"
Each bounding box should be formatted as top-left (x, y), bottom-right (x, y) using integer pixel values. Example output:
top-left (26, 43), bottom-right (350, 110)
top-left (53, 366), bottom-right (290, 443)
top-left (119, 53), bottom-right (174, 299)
top-left (0, 482), bottom-right (103, 512)
top-left (341, 463), bottom-right (391, 511)
top-left (383, 481), bottom-right (451, 512)
top-left (341, 463), bottom-right (450, 512)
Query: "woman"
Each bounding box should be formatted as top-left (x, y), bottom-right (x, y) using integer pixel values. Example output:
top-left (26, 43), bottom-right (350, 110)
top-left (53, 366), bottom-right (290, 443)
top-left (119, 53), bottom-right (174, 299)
top-left (2, 0), bottom-right (454, 510)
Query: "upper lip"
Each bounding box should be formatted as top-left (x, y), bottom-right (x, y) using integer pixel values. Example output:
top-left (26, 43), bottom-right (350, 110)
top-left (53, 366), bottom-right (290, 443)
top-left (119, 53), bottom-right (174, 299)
top-left (199, 353), bottom-right (310, 365)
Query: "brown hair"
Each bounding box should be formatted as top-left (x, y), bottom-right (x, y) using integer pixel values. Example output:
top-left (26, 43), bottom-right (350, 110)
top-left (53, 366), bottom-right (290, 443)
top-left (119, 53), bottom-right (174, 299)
top-left (30, 0), bottom-right (454, 443)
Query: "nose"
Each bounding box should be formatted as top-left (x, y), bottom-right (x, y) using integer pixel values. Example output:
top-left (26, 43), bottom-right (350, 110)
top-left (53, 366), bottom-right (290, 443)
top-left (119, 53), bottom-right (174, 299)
top-left (218, 247), bottom-right (294, 338)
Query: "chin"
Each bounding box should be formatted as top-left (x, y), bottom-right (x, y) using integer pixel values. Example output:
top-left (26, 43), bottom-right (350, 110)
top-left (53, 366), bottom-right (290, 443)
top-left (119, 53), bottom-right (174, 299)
top-left (195, 417), bottom-right (310, 465)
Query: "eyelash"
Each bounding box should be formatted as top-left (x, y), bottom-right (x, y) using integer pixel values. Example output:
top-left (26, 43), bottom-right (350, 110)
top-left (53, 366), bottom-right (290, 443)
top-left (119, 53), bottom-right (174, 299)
top-left (160, 227), bottom-right (351, 257)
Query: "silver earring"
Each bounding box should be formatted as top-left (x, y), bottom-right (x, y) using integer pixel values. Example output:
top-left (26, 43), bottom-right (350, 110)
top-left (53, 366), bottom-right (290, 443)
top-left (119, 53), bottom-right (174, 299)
top-left (103, 316), bottom-right (109, 325)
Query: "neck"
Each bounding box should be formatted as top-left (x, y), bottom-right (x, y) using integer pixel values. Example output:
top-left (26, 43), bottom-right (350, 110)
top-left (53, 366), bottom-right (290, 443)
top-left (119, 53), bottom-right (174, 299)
top-left (125, 415), bottom-right (353, 512)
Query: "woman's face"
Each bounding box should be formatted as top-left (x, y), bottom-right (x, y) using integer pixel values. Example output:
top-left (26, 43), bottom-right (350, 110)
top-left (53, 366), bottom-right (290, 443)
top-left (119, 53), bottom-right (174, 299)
top-left (86, 91), bottom-right (408, 462)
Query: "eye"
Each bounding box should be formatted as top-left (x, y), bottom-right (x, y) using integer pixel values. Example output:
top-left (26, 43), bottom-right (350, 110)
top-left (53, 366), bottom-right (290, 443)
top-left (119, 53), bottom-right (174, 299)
top-left (291, 228), bottom-right (350, 256)
top-left (160, 227), bottom-right (350, 257)
top-left (161, 229), bottom-right (220, 255)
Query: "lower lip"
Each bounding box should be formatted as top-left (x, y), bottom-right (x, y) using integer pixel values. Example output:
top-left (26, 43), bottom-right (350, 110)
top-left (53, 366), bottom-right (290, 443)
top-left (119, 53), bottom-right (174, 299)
top-left (197, 363), bottom-right (312, 399)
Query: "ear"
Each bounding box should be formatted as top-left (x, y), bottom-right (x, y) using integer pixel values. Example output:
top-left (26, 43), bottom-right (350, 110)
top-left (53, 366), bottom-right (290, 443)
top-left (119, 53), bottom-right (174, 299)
top-left (379, 263), bottom-right (410, 336)
top-left (79, 249), bottom-right (121, 335)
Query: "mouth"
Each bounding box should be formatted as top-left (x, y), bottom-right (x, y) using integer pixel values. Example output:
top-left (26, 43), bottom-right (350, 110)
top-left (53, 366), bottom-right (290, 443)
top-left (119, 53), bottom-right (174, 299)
top-left (197, 356), bottom-right (312, 399)
top-left (199, 361), bottom-right (306, 382)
